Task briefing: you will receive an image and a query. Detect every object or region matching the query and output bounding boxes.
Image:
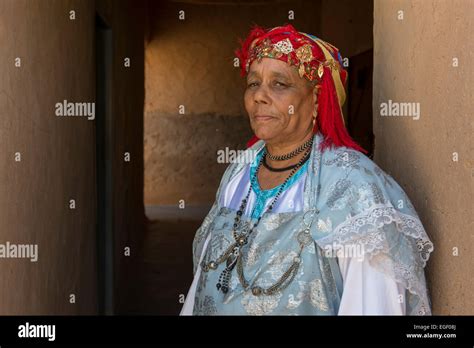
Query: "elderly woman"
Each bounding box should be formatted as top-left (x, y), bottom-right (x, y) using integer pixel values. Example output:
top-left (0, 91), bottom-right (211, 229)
top-left (180, 24), bottom-right (433, 315)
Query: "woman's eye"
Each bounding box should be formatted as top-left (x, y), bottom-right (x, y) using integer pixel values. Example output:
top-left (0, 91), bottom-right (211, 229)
top-left (246, 81), bottom-right (287, 88)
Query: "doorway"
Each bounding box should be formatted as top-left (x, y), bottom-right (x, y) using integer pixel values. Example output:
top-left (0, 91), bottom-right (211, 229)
top-left (95, 13), bottom-right (114, 315)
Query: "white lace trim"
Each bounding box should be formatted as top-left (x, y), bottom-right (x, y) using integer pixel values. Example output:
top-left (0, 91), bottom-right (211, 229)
top-left (316, 204), bottom-right (434, 315)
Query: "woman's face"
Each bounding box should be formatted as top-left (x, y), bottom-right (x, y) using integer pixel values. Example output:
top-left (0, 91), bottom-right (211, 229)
top-left (244, 57), bottom-right (317, 145)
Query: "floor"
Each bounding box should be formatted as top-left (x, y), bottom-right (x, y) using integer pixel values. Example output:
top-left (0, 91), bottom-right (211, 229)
top-left (123, 218), bottom-right (201, 315)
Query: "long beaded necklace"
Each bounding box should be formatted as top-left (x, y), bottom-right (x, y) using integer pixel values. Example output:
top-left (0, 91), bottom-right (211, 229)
top-left (201, 137), bottom-right (314, 296)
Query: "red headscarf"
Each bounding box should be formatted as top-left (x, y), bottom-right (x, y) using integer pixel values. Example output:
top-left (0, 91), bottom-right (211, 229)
top-left (235, 24), bottom-right (367, 154)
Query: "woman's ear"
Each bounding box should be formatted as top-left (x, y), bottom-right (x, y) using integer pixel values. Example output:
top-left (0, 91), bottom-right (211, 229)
top-left (312, 84), bottom-right (320, 105)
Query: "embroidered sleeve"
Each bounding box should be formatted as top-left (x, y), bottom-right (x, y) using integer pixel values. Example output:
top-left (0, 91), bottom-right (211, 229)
top-left (310, 148), bottom-right (434, 315)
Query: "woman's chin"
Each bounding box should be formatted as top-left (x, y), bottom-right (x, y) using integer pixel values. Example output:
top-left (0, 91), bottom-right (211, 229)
top-left (252, 127), bottom-right (280, 142)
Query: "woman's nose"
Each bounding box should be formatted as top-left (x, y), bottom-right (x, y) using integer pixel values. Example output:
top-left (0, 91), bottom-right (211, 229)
top-left (253, 84), bottom-right (270, 104)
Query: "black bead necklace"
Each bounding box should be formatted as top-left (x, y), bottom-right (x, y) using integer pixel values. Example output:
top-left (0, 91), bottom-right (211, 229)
top-left (263, 148), bottom-right (312, 172)
top-left (266, 136), bottom-right (313, 161)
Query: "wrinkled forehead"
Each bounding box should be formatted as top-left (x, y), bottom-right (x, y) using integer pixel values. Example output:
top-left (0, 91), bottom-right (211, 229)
top-left (246, 58), bottom-right (317, 90)
top-left (247, 57), bottom-right (299, 80)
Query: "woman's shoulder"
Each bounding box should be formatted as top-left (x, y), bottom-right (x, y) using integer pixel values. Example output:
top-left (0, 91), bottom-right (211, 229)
top-left (319, 145), bottom-right (395, 185)
top-left (316, 145), bottom-right (417, 214)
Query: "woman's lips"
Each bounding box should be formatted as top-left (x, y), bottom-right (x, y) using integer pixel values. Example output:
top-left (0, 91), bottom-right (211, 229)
top-left (254, 114), bottom-right (274, 121)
